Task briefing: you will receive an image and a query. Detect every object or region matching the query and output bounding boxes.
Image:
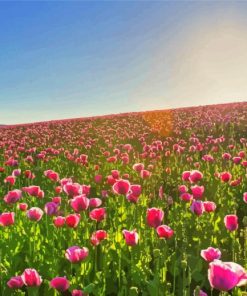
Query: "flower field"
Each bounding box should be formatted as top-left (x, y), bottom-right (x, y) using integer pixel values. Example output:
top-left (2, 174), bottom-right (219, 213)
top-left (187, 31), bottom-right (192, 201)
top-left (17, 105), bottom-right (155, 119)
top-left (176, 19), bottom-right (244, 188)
top-left (0, 102), bottom-right (247, 296)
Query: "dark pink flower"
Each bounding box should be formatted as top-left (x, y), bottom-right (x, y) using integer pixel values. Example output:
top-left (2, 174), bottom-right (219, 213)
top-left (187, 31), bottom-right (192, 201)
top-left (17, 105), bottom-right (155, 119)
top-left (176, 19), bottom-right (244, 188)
top-left (189, 170), bottom-right (203, 183)
top-left (190, 200), bottom-right (204, 216)
top-left (4, 189), bottom-right (22, 204)
top-left (133, 163), bottom-right (144, 172)
top-left (224, 215), bottom-right (238, 231)
top-left (53, 216), bottom-right (65, 228)
top-left (91, 230), bottom-right (108, 246)
top-left (201, 247), bottom-right (221, 262)
top-left (146, 208), bottom-right (164, 228)
top-left (7, 276), bottom-right (24, 289)
top-left (180, 192), bottom-right (193, 202)
top-left (70, 195), bottom-right (89, 212)
top-left (27, 207), bottom-right (43, 221)
top-left (89, 208), bottom-right (106, 222)
top-left (0, 212), bottom-right (15, 226)
top-left (182, 171), bottom-right (190, 181)
top-left (191, 185), bottom-right (204, 199)
top-left (112, 179), bottom-right (130, 195)
top-left (50, 277), bottom-right (70, 292)
top-left (21, 268), bottom-right (42, 287)
top-left (220, 172), bottom-right (232, 183)
top-left (208, 260), bottom-right (247, 291)
top-left (89, 198), bottom-right (102, 208)
top-left (4, 176), bottom-right (16, 186)
top-left (243, 192), bottom-right (247, 203)
top-left (19, 203), bottom-right (28, 211)
top-left (203, 201), bottom-right (216, 213)
top-left (122, 229), bottom-right (139, 246)
top-left (63, 183), bottom-right (82, 197)
top-left (65, 246), bottom-right (89, 263)
top-left (156, 225), bottom-right (174, 239)
top-left (140, 169), bottom-right (151, 179)
top-left (65, 214), bottom-right (80, 228)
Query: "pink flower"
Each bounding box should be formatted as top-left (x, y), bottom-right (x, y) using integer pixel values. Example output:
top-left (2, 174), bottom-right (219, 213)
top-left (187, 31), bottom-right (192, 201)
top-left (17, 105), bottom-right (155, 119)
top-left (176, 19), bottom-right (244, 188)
top-left (27, 207), bottom-right (43, 221)
top-left (21, 268), bottom-right (42, 287)
top-left (126, 184), bottom-right (142, 203)
top-left (112, 179), bottom-right (130, 195)
top-left (189, 170), bottom-right (203, 183)
top-left (111, 170), bottom-right (120, 179)
top-left (224, 215), bottom-right (238, 231)
top-left (146, 208), bottom-right (164, 228)
top-left (133, 163), bottom-right (144, 172)
top-left (63, 183), bottom-right (82, 197)
top-left (182, 171), bottom-right (190, 181)
top-left (233, 156), bottom-right (242, 164)
top-left (4, 176), bottom-right (16, 186)
top-left (178, 185), bottom-right (188, 194)
top-left (65, 214), bottom-right (80, 228)
top-left (130, 184), bottom-right (142, 196)
top-left (72, 290), bottom-right (86, 296)
top-left (44, 170), bottom-right (59, 182)
top-left (22, 186), bottom-right (44, 198)
top-left (65, 246), bottom-right (89, 263)
top-left (91, 230), bottom-right (108, 246)
top-left (4, 189), bottom-right (22, 204)
top-left (53, 216), bottom-right (65, 227)
top-left (7, 276), bottom-right (24, 289)
top-left (243, 192), bottom-right (247, 203)
top-left (191, 185), bottom-right (204, 199)
top-left (220, 172), bottom-right (232, 183)
top-left (19, 203), bottom-right (28, 211)
top-left (81, 184), bottom-right (91, 196)
top-left (107, 175), bottom-right (117, 185)
top-left (94, 174), bottom-right (102, 183)
top-left (0, 212), bottom-right (15, 226)
top-left (180, 192), bottom-right (193, 202)
top-left (140, 169), bottom-right (151, 179)
top-left (24, 170), bottom-right (35, 180)
top-left (122, 230), bottom-right (139, 246)
top-left (52, 196), bottom-right (61, 204)
top-left (190, 200), bottom-right (204, 216)
top-left (50, 277), bottom-right (70, 292)
top-left (55, 186), bottom-right (62, 194)
top-left (12, 169), bottom-right (21, 177)
top-left (44, 202), bottom-right (58, 216)
top-left (222, 153), bottom-right (231, 160)
top-left (156, 225), bottom-right (174, 239)
top-left (201, 247), bottom-right (221, 262)
top-left (193, 289), bottom-right (208, 296)
top-left (89, 208), bottom-right (106, 222)
top-left (203, 201), bottom-right (216, 213)
top-left (208, 260), bottom-right (247, 291)
top-left (89, 198), bottom-right (102, 208)
top-left (70, 195), bottom-right (89, 212)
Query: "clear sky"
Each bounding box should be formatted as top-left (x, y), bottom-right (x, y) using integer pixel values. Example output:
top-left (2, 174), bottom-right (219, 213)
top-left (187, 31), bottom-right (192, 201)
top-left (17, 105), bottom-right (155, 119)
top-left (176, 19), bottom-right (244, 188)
top-left (1, 1), bottom-right (247, 124)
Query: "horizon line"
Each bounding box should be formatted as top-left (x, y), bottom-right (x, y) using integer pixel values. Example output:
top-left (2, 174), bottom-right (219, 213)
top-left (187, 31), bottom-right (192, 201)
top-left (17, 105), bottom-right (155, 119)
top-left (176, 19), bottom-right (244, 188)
top-left (3, 100), bottom-right (247, 128)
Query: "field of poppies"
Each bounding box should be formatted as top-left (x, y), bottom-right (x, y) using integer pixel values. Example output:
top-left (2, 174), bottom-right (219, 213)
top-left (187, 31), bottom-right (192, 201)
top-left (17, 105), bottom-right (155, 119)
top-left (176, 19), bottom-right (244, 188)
top-left (0, 102), bottom-right (247, 296)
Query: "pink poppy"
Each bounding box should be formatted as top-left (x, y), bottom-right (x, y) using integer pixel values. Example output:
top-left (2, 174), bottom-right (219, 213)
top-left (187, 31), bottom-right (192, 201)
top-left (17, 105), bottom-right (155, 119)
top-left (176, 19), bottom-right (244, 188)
top-left (224, 215), bottom-right (238, 231)
top-left (146, 208), bottom-right (164, 228)
top-left (122, 229), bottom-right (139, 246)
top-left (208, 260), bottom-right (247, 291)
top-left (65, 246), bottom-right (89, 263)
top-left (21, 269), bottom-right (42, 287)
top-left (156, 225), bottom-right (174, 239)
top-left (201, 247), bottom-right (221, 262)
top-left (50, 277), bottom-right (70, 292)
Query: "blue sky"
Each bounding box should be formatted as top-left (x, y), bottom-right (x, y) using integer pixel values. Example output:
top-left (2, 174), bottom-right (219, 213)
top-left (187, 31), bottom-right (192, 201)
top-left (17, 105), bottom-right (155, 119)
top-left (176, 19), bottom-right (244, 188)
top-left (1, 2), bottom-right (247, 124)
